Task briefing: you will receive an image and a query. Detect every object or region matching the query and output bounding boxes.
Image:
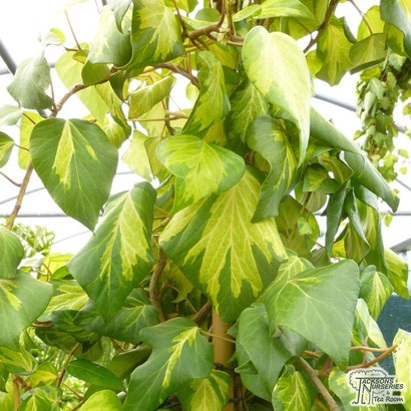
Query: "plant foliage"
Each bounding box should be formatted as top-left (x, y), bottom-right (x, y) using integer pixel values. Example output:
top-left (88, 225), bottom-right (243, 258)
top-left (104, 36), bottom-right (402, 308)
top-left (0, 0), bottom-right (410, 410)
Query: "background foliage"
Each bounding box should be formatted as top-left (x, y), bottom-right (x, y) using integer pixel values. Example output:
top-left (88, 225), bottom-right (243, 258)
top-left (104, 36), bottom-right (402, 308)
top-left (0, 0), bottom-right (410, 410)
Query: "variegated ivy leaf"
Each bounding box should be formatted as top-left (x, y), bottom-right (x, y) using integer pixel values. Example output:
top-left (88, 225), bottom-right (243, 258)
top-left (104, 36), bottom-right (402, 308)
top-left (127, 0), bottom-right (185, 70)
top-left (393, 329), bottom-right (411, 407)
top-left (243, 26), bottom-right (312, 165)
top-left (160, 170), bottom-right (287, 322)
top-left (55, 51), bottom-right (109, 123)
top-left (359, 266), bottom-right (393, 319)
top-left (0, 227), bottom-right (24, 279)
top-left (68, 183), bottom-right (156, 322)
top-left (156, 135), bottom-right (245, 211)
top-left (353, 299), bottom-right (387, 350)
top-left (109, 0), bottom-right (132, 32)
top-left (76, 288), bottom-right (159, 345)
top-left (30, 118), bottom-right (118, 230)
top-left (225, 79), bottom-right (269, 154)
top-left (7, 56), bottom-right (53, 110)
top-left (381, 0), bottom-right (411, 58)
top-left (247, 115), bottom-right (298, 221)
top-left (124, 317), bottom-right (213, 411)
top-left (177, 370), bottom-right (230, 411)
top-left (129, 76), bottom-right (175, 119)
top-left (88, 5), bottom-right (131, 66)
top-left (235, 303), bottom-right (299, 401)
top-left (329, 368), bottom-right (387, 411)
top-left (265, 259), bottom-right (360, 368)
top-left (81, 390), bottom-right (122, 411)
top-left (0, 271), bottom-right (53, 349)
top-left (182, 51), bottom-right (231, 137)
top-left (0, 132), bottom-right (14, 168)
top-left (272, 365), bottom-right (316, 411)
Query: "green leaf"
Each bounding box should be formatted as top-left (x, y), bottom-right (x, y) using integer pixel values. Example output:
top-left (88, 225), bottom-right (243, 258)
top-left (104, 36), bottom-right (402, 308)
top-left (124, 318), bottom-right (213, 411)
top-left (265, 260), bottom-right (360, 368)
top-left (19, 111), bottom-right (44, 170)
top-left (88, 5), bottom-right (131, 66)
top-left (55, 51), bottom-right (109, 123)
top-left (177, 370), bottom-right (230, 411)
top-left (385, 248), bottom-right (409, 299)
top-left (160, 170), bottom-right (287, 322)
top-left (257, 0), bottom-right (314, 20)
top-left (108, 0), bottom-right (132, 31)
top-left (127, 0), bottom-right (185, 70)
top-left (0, 346), bottom-right (36, 375)
top-left (232, 5), bottom-right (262, 22)
top-left (65, 359), bottom-right (124, 391)
top-left (315, 17), bottom-right (353, 85)
top-left (95, 82), bottom-right (131, 147)
top-left (0, 271), bottom-right (53, 349)
top-left (81, 62), bottom-right (110, 86)
top-left (76, 288), bottom-right (159, 344)
top-left (68, 184), bottom-right (156, 321)
top-left (381, 0), bottom-right (411, 57)
top-left (121, 130), bottom-right (152, 180)
top-left (357, 6), bottom-right (385, 41)
top-left (7, 56), bottom-right (53, 110)
top-left (309, 108), bottom-right (399, 212)
top-left (246, 116), bottom-right (298, 220)
top-left (157, 135), bottom-right (245, 211)
top-left (40, 280), bottom-right (88, 321)
top-left (129, 76), bottom-right (174, 119)
top-left (182, 52), bottom-right (230, 137)
top-left (344, 189), bottom-right (371, 263)
top-left (236, 303), bottom-right (294, 398)
top-left (393, 329), bottom-right (411, 409)
top-left (359, 266), bottom-right (393, 319)
top-left (80, 390), bottom-right (122, 411)
top-left (350, 34), bottom-right (387, 73)
top-left (328, 368), bottom-right (387, 411)
top-left (17, 393), bottom-right (54, 411)
top-left (30, 118), bottom-right (118, 230)
top-left (225, 79), bottom-right (269, 153)
top-left (29, 362), bottom-right (58, 388)
top-left (243, 26), bottom-right (311, 165)
top-left (325, 183), bottom-right (348, 255)
top-left (303, 164), bottom-right (340, 193)
top-left (353, 299), bottom-right (387, 349)
top-left (0, 105), bottom-right (23, 126)
top-left (0, 132), bottom-right (14, 168)
top-left (0, 228), bottom-right (24, 280)
top-left (272, 365), bottom-right (315, 411)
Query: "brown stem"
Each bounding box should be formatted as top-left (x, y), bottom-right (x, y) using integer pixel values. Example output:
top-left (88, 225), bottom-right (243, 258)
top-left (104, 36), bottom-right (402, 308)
top-left (350, 345), bottom-right (390, 353)
top-left (6, 162), bottom-right (33, 230)
top-left (303, 0), bottom-right (340, 53)
top-left (0, 171), bottom-right (21, 187)
top-left (64, 9), bottom-right (81, 50)
top-left (150, 250), bottom-right (167, 322)
top-left (156, 62), bottom-right (199, 87)
top-left (346, 344), bottom-right (398, 371)
top-left (348, 0), bottom-right (373, 35)
top-left (297, 358), bottom-right (340, 411)
top-left (51, 83), bottom-right (87, 118)
top-left (62, 382), bottom-right (84, 399)
top-left (212, 310), bottom-right (234, 411)
top-left (12, 376), bottom-right (20, 410)
top-left (56, 343), bottom-right (80, 388)
top-left (193, 301), bottom-right (211, 325)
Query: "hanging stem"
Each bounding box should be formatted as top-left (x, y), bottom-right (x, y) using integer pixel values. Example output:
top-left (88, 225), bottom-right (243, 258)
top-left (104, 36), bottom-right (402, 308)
top-left (297, 358), bottom-right (340, 411)
top-left (150, 250), bottom-right (167, 322)
top-left (6, 162), bottom-right (33, 230)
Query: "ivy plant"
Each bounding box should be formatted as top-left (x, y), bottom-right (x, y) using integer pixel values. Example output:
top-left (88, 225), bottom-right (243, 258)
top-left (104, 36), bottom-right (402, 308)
top-left (0, 0), bottom-right (410, 410)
